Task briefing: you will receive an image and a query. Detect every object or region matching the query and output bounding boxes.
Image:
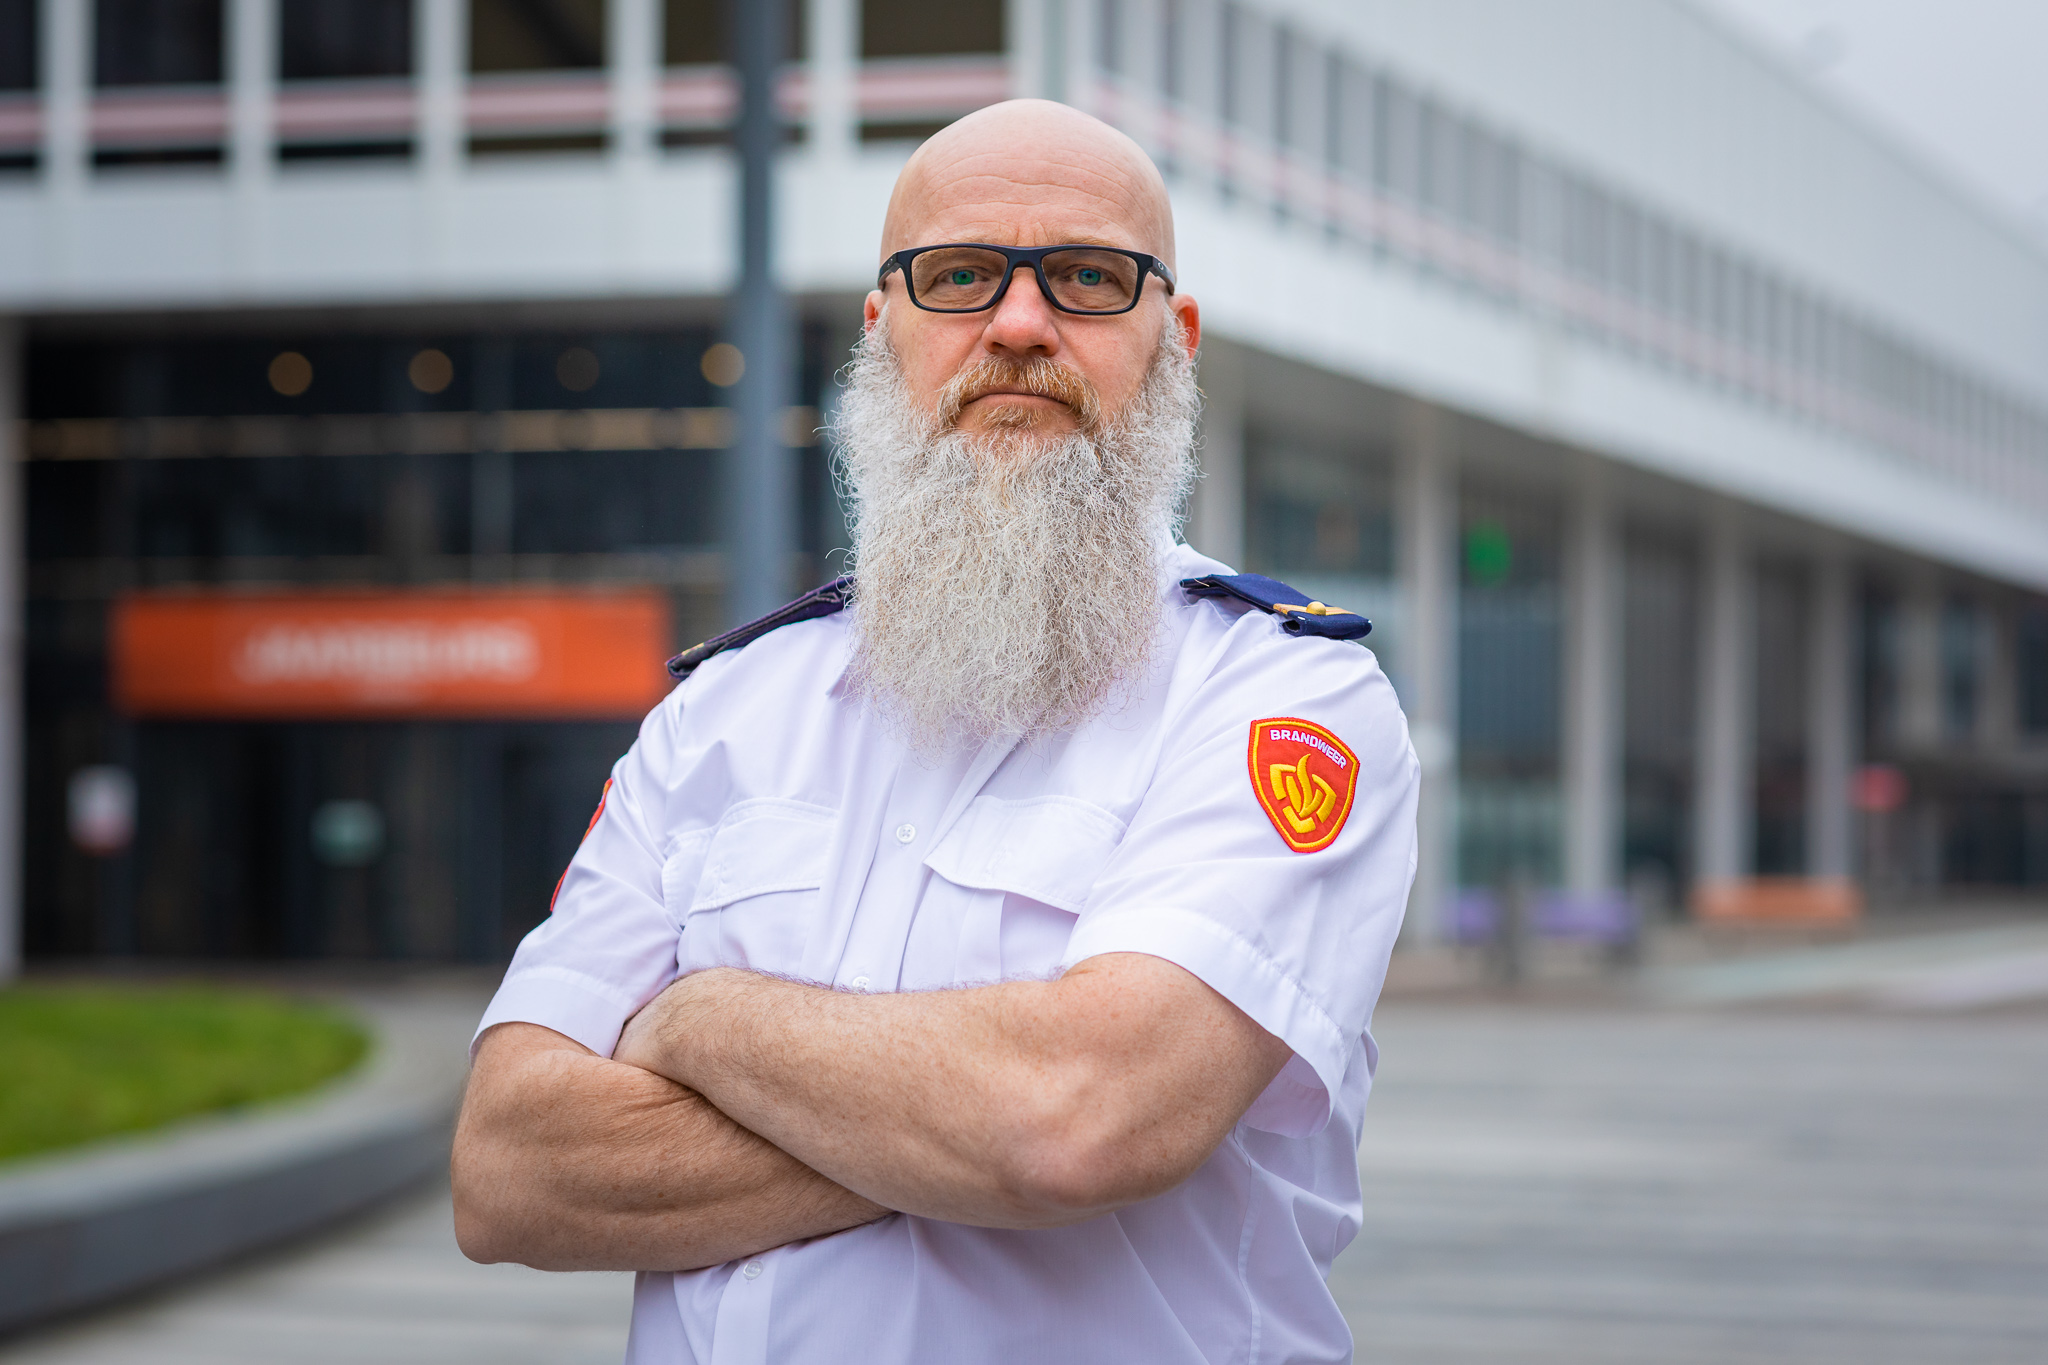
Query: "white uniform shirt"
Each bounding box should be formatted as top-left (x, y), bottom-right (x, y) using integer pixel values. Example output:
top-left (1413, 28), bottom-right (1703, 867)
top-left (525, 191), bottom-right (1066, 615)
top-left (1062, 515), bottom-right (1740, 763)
top-left (477, 539), bottom-right (1420, 1365)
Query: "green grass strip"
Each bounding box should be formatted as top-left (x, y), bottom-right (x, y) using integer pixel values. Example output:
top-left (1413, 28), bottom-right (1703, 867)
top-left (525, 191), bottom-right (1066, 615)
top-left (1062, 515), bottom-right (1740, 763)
top-left (0, 984), bottom-right (370, 1165)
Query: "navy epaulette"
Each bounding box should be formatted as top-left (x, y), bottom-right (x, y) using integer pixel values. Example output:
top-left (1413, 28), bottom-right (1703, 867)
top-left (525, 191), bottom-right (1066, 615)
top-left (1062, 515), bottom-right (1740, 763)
top-left (667, 576), bottom-right (853, 680)
top-left (1180, 573), bottom-right (1371, 640)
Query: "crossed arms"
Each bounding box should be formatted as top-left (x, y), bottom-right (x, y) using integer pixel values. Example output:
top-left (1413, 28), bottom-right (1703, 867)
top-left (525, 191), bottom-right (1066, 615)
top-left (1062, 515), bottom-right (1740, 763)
top-left (452, 952), bottom-right (1291, 1272)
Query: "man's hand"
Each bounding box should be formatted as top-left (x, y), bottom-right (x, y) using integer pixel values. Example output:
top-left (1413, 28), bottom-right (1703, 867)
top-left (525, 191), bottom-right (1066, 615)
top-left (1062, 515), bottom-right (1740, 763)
top-left (452, 1022), bottom-right (889, 1272)
top-left (622, 953), bottom-right (1292, 1229)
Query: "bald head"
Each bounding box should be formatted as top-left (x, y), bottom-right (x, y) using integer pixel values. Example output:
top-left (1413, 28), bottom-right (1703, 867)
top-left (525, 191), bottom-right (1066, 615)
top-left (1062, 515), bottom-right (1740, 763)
top-left (881, 100), bottom-right (1176, 269)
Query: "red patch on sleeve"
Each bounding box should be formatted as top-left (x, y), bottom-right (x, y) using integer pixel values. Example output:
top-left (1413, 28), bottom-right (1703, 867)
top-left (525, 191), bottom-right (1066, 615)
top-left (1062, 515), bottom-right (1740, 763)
top-left (1248, 718), bottom-right (1359, 853)
top-left (550, 777), bottom-right (613, 911)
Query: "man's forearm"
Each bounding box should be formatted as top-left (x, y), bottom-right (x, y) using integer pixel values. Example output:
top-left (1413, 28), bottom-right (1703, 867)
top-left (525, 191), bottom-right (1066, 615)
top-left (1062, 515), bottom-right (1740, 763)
top-left (629, 955), bottom-right (1289, 1230)
top-left (452, 1023), bottom-right (888, 1271)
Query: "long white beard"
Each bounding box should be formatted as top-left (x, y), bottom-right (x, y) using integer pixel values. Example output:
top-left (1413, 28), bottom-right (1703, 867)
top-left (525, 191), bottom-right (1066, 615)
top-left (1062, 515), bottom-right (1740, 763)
top-left (832, 318), bottom-right (1200, 754)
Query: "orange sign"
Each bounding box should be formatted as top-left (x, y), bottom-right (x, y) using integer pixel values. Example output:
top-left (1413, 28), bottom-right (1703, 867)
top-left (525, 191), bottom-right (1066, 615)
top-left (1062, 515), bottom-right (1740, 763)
top-left (1248, 718), bottom-right (1360, 854)
top-left (112, 589), bottom-right (672, 720)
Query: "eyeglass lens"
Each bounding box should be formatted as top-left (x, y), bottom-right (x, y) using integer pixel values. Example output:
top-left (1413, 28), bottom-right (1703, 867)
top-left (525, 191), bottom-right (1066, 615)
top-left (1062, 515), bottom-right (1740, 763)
top-left (908, 247), bottom-right (1145, 312)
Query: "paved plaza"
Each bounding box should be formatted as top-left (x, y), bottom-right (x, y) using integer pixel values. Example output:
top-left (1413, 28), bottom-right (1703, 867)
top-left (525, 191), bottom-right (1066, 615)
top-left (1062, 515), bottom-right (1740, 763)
top-left (5, 998), bottom-right (2044, 1364)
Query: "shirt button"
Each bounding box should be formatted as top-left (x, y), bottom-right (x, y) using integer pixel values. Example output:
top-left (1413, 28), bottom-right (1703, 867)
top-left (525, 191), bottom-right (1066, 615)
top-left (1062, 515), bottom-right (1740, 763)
top-left (742, 1260), bottom-right (764, 1280)
top-left (850, 975), bottom-right (871, 992)
top-left (894, 823), bottom-right (916, 844)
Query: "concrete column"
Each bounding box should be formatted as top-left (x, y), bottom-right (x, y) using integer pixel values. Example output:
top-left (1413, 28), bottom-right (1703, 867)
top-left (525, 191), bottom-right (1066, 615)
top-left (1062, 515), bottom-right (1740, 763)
top-left (1806, 546), bottom-right (1856, 880)
top-left (1693, 502), bottom-right (1753, 885)
top-left (1561, 461), bottom-right (1621, 894)
top-left (228, 0), bottom-right (277, 280)
top-left (418, 0), bottom-right (466, 268)
top-left (808, 0), bottom-right (857, 163)
top-left (609, 0), bottom-right (659, 165)
top-left (1896, 569), bottom-right (1943, 751)
top-left (608, 0), bottom-right (659, 275)
top-left (1009, 0), bottom-right (1052, 102)
top-left (40, 0), bottom-right (89, 282)
top-left (1396, 399), bottom-right (1458, 941)
top-left (1188, 342), bottom-right (1245, 567)
top-left (1065, 0), bottom-right (1098, 114)
top-left (0, 321), bottom-right (21, 982)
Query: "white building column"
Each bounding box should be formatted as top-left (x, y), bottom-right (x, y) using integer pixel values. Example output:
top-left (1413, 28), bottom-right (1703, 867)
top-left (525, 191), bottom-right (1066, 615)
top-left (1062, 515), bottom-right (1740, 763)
top-left (1806, 545), bottom-right (1857, 880)
top-left (608, 0), bottom-right (659, 274)
top-left (1009, 0), bottom-right (1052, 101)
top-left (1396, 399), bottom-right (1458, 941)
top-left (39, 0), bottom-right (89, 283)
top-left (228, 0), bottom-right (277, 282)
top-left (418, 0), bottom-right (466, 269)
top-left (1562, 461), bottom-right (1621, 895)
top-left (0, 320), bottom-right (22, 982)
top-left (1188, 342), bottom-right (1245, 567)
top-left (1693, 501), bottom-right (1753, 887)
top-left (1063, 0), bottom-right (1098, 114)
top-left (808, 0), bottom-right (857, 164)
top-left (609, 0), bottom-right (659, 164)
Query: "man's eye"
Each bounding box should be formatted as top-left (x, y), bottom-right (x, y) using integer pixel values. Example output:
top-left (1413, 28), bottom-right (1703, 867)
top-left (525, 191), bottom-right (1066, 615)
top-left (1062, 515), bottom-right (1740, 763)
top-left (1076, 268), bottom-right (1105, 286)
top-left (948, 270), bottom-right (978, 286)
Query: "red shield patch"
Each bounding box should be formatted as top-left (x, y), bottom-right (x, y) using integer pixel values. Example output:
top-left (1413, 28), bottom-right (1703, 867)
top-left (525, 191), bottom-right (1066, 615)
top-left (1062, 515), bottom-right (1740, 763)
top-left (1248, 718), bottom-right (1359, 853)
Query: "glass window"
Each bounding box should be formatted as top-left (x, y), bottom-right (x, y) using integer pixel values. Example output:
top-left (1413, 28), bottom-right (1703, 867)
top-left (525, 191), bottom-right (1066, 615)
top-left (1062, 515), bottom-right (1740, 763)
top-left (96, 0), bottom-right (223, 86)
top-left (1753, 562), bottom-right (1810, 874)
top-left (472, 0), bottom-right (605, 73)
top-left (1245, 430), bottom-right (1394, 585)
top-left (2018, 603), bottom-right (2048, 735)
top-left (282, 0), bottom-right (412, 80)
top-left (1941, 597), bottom-right (1982, 738)
top-left (1270, 27), bottom-right (1290, 148)
top-left (1458, 485), bottom-right (1562, 887)
top-left (862, 0), bottom-right (1003, 58)
top-left (1333, 58), bottom-right (1372, 181)
top-left (1160, 0), bottom-right (1183, 101)
top-left (664, 0), bottom-right (801, 66)
top-left (1623, 532), bottom-right (1698, 895)
top-left (0, 0), bottom-right (34, 91)
top-left (1099, 0), bottom-right (1124, 75)
top-left (1218, 2), bottom-right (1240, 124)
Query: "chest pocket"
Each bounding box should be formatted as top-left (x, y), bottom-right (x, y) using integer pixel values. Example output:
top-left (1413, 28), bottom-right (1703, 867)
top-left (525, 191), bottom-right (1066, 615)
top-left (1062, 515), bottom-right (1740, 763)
top-left (665, 799), bottom-right (836, 974)
top-left (922, 795), bottom-right (1127, 984)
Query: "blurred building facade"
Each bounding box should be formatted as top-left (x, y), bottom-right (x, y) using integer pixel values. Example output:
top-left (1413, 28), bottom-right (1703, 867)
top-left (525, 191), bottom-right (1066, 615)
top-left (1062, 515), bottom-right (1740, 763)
top-left (2, 0), bottom-right (2046, 968)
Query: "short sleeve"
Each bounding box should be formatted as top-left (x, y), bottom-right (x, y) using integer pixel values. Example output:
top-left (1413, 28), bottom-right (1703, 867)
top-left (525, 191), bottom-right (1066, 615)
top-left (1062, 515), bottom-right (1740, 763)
top-left (1059, 621), bottom-right (1418, 1137)
top-left (472, 691), bottom-right (686, 1059)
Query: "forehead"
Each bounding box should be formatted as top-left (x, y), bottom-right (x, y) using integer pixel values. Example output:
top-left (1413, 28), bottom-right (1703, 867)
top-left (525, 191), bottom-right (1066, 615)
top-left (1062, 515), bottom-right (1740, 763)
top-left (886, 146), bottom-right (1169, 255)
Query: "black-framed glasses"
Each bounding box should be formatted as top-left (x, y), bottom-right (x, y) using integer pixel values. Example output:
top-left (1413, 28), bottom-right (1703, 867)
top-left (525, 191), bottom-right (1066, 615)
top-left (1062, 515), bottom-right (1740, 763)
top-left (878, 243), bottom-right (1176, 315)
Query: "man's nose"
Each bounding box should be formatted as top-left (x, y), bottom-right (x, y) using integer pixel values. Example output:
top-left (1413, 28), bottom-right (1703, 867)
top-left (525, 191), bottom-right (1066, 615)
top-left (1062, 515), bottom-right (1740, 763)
top-left (979, 264), bottom-right (1063, 356)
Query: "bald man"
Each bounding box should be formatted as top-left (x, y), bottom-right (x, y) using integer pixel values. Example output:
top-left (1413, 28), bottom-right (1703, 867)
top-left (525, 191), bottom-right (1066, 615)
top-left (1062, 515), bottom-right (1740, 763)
top-left (454, 101), bottom-right (1419, 1364)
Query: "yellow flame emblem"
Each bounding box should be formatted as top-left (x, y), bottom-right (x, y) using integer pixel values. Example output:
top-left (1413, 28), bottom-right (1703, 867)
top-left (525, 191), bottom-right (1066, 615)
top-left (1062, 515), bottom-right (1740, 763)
top-left (1269, 755), bottom-right (1338, 835)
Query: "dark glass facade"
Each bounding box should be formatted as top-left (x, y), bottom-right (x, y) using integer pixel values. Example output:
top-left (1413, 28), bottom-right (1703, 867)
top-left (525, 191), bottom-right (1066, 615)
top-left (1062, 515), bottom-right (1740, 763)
top-left (26, 321), bottom-right (846, 962)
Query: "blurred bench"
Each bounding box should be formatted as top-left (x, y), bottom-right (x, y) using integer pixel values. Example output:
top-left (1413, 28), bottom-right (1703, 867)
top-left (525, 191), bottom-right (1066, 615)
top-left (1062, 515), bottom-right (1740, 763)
top-left (1690, 877), bottom-right (1863, 928)
top-left (1453, 888), bottom-right (1639, 945)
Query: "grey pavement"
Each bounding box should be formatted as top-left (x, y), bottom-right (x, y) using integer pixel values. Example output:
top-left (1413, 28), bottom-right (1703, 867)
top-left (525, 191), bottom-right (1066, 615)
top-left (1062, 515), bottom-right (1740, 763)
top-left (1334, 1002), bottom-right (2048, 1364)
top-left (0, 1178), bottom-right (633, 1365)
top-left (5, 989), bottom-right (2045, 1363)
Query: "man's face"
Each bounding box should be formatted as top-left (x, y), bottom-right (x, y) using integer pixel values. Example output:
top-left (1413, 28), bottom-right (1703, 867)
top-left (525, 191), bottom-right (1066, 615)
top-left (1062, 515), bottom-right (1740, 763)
top-left (863, 132), bottom-right (1201, 440)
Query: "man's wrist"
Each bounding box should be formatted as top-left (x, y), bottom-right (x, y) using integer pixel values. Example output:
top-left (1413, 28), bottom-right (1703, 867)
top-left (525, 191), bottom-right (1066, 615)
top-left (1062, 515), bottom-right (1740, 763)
top-left (649, 967), bottom-right (753, 1087)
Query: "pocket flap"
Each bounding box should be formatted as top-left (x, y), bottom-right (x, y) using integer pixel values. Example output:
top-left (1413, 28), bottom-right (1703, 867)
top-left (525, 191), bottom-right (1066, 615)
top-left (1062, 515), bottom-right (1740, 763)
top-left (924, 796), bottom-right (1127, 914)
top-left (688, 799), bottom-right (837, 912)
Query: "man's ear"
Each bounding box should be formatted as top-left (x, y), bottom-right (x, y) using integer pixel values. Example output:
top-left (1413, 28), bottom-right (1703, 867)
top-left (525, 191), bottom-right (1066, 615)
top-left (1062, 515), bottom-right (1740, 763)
top-left (864, 290), bottom-right (886, 332)
top-left (1171, 294), bottom-right (1201, 359)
